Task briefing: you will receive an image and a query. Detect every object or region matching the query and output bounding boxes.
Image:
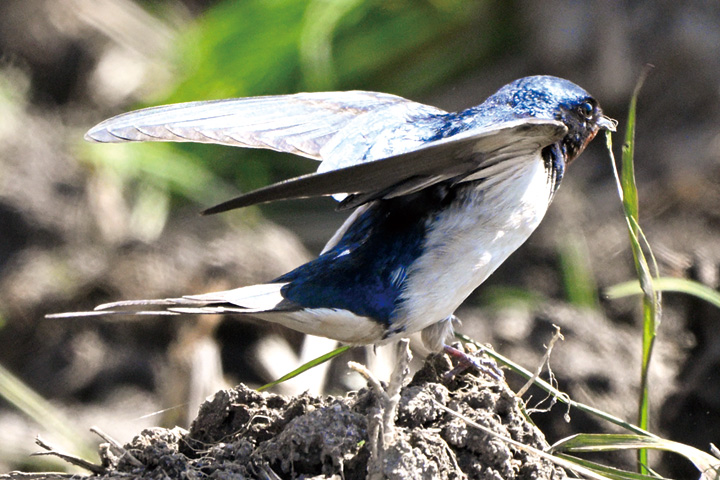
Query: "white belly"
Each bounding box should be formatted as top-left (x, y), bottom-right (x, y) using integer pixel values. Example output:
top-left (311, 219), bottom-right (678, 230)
top-left (395, 154), bottom-right (553, 335)
top-left (256, 308), bottom-right (385, 345)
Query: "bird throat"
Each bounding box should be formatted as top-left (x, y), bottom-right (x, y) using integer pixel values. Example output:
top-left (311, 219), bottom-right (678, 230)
top-left (541, 143), bottom-right (566, 200)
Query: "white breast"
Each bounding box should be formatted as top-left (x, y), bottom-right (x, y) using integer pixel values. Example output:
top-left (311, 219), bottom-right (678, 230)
top-left (394, 153), bottom-right (553, 335)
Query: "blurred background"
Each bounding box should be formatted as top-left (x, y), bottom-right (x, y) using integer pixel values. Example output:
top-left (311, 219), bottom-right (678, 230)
top-left (0, 0), bottom-right (718, 476)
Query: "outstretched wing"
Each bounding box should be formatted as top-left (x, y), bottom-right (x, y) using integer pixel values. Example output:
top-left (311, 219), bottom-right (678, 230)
top-left (86, 93), bottom-right (566, 214)
top-left (85, 90), bottom-right (444, 161)
top-left (202, 119), bottom-right (567, 214)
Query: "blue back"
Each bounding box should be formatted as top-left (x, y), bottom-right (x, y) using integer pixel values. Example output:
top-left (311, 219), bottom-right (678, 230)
top-left (275, 186), bottom-right (455, 325)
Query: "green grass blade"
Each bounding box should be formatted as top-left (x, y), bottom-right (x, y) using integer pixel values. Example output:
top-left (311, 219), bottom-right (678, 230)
top-left (606, 277), bottom-right (720, 309)
top-left (553, 453), bottom-right (662, 480)
top-left (552, 434), bottom-right (720, 478)
top-left (257, 345), bottom-right (351, 391)
top-left (606, 66), bottom-right (657, 474)
top-left (0, 362), bottom-right (97, 461)
top-left (456, 333), bottom-right (656, 438)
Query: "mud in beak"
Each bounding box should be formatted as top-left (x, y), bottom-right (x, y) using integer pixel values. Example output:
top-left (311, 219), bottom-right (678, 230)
top-left (583, 114), bottom-right (617, 150)
top-left (596, 115), bottom-right (618, 132)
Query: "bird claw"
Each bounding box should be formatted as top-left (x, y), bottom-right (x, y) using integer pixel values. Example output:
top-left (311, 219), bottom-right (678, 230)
top-left (442, 344), bottom-right (504, 382)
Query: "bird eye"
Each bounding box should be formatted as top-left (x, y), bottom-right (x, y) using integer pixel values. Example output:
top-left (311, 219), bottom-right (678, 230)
top-left (578, 101), bottom-right (594, 119)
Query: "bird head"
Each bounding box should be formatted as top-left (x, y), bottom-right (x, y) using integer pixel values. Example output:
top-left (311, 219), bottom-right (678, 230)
top-left (491, 75), bottom-right (617, 162)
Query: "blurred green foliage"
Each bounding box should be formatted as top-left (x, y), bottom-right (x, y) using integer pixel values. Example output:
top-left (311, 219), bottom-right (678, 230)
top-left (558, 233), bottom-right (599, 309)
top-left (170, 0), bottom-right (516, 99)
top-left (93, 0), bottom-right (521, 212)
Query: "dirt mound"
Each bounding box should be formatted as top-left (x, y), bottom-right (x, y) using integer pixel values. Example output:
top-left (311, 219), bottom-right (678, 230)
top-left (13, 353), bottom-right (565, 480)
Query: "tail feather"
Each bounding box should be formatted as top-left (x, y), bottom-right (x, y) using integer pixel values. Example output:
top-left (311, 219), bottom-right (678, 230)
top-left (168, 306), bottom-right (258, 315)
top-left (46, 281), bottom-right (388, 344)
top-left (46, 310), bottom-right (180, 319)
top-left (182, 283), bottom-right (289, 311)
top-left (94, 297), bottom-right (202, 311)
top-left (46, 283), bottom-right (292, 319)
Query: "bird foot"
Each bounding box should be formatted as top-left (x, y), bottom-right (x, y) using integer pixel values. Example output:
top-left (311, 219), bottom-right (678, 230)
top-left (442, 344), bottom-right (504, 381)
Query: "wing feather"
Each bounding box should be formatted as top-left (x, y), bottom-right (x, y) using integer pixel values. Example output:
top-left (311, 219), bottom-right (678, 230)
top-left (202, 119), bottom-right (567, 214)
top-left (85, 91), bottom-right (440, 161)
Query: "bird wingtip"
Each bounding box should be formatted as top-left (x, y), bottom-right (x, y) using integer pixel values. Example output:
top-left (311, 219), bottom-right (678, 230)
top-left (84, 125), bottom-right (121, 143)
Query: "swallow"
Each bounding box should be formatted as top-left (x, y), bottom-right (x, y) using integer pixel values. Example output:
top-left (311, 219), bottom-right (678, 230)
top-left (50, 75), bottom-right (615, 352)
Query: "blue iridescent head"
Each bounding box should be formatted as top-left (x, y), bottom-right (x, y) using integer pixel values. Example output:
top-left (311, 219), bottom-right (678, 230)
top-left (489, 75), bottom-right (616, 162)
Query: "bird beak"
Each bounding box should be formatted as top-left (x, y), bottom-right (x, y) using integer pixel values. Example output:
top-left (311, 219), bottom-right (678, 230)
top-left (596, 115), bottom-right (617, 132)
top-left (572, 114), bottom-right (617, 162)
